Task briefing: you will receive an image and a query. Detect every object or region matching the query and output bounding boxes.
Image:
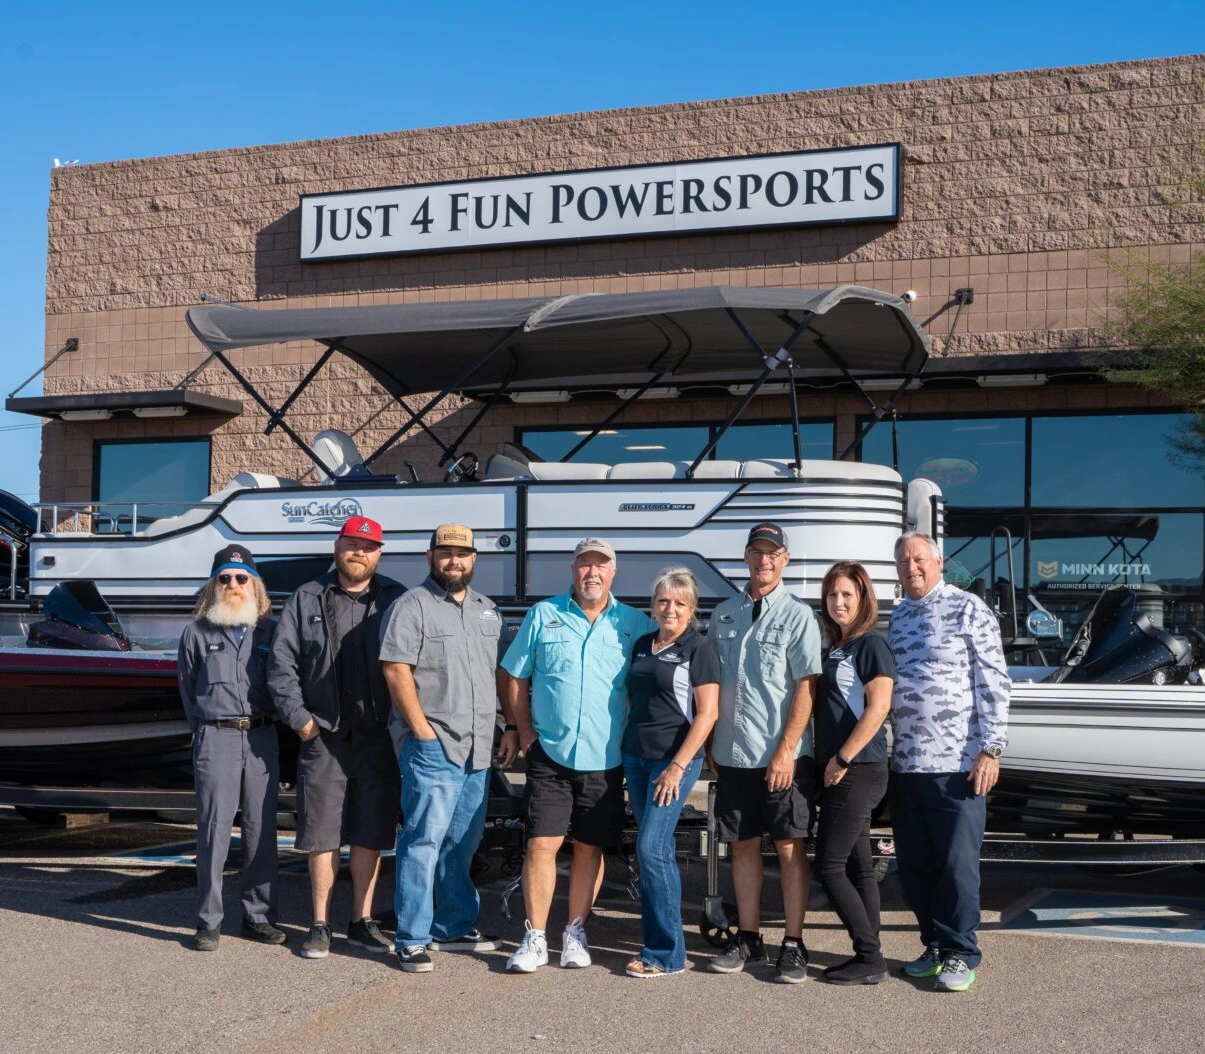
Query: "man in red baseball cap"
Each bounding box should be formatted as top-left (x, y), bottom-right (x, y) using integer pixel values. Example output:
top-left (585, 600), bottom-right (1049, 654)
top-left (269, 514), bottom-right (406, 960)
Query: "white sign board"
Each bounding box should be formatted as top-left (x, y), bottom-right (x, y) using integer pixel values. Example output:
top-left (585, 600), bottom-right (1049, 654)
top-left (299, 144), bottom-right (901, 261)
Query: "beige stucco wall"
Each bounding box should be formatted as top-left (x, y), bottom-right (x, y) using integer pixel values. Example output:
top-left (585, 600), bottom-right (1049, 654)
top-left (38, 54), bottom-right (1205, 499)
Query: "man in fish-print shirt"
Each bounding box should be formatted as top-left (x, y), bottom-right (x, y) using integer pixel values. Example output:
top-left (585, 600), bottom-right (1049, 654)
top-left (888, 532), bottom-right (1009, 994)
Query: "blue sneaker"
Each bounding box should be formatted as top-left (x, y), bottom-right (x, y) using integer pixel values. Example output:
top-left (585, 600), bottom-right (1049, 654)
top-left (902, 946), bottom-right (943, 978)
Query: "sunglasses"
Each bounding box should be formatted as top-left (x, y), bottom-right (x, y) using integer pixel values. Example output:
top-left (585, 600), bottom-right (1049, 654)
top-left (218, 573), bottom-right (250, 586)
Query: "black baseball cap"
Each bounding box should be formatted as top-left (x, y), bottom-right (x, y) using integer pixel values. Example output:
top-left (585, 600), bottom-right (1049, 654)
top-left (746, 523), bottom-right (789, 550)
top-left (211, 544), bottom-right (260, 577)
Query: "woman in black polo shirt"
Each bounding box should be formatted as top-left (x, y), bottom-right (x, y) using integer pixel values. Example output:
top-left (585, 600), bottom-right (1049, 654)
top-left (815, 560), bottom-right (894, 985)
top-left (622, 567), bottom-right (720, 978)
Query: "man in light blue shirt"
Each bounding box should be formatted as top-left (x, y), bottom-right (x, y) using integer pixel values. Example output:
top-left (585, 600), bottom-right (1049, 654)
top-left (707, 523), bottom-right (822, 983)
top-left (501, 538), bottom-right (651, 974)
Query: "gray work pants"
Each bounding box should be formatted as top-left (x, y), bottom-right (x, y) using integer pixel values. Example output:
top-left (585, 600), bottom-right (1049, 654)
top-left (192, 723), bottom-right (279, 930)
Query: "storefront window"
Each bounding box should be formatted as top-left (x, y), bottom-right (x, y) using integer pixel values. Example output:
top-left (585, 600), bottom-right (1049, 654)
top-left (860, 417), bottom-right (1025, 507)
top-left (714, 422), bottom-right (833, 460)
top-left (520, 425), bottom-right (709, 463)
top-left (519, 421), bottom-right (833, 464)
top-left (1031, 413), bottom-right (1202, 507)
top-left (95, 439), bottom-right (211, 532)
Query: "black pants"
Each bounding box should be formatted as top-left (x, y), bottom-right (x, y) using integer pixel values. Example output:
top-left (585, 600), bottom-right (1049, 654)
top-left (814, 762), bottom-right (888, 961)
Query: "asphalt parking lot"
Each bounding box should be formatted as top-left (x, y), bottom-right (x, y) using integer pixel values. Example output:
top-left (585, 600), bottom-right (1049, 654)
top-left (1, 805), bottom-right (1202, 1054)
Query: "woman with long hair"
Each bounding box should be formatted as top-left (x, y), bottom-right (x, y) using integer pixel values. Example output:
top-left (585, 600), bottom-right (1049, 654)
top-left (814, 561), bottom-right (894, 984)
top-left (621, 567), bottom-right (720, 978)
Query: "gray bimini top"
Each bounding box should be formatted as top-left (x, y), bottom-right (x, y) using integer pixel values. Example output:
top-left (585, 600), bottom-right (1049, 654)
top-left (185, 285), bottom-right (930, 398)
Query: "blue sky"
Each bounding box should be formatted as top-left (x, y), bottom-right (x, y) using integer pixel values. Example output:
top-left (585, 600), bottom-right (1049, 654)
top-left (0, 0), bottom-right (1201, 504)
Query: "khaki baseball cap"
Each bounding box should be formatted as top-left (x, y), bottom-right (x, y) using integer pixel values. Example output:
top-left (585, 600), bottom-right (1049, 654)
top-left (429, 523), bottom-right (476, 551)
top-left (573, 537), bottom-right (616, 562)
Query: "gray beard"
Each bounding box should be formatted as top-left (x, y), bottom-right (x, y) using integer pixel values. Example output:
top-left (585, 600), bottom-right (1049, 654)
top-left (205, 593), bottom-right (260, 628)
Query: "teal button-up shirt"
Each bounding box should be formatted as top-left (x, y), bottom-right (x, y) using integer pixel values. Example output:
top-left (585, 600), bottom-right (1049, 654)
top-left (710, 583), bottom-right (822, 768)
top-left (502, 590), bottom-right (652, 771)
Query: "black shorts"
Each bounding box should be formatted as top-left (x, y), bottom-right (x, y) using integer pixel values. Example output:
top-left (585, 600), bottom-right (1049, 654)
top-left (714, 756), bottom-right (816, 843)
top-left (523, 740), bottom-right (625, 848)
top-left (295, 724), bottom-right (400, 852)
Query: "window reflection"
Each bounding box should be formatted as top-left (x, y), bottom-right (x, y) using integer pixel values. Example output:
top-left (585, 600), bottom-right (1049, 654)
top-left (861, 417), bottom-right (1025, 507)
top-left (96, 439), bottom-right (211, 532)
top-left (1031, 413), bottom-right (1201, 507)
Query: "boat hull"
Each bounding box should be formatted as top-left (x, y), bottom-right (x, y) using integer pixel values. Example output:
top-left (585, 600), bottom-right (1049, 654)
top-left (993, 681), bottom-right (1205, 837)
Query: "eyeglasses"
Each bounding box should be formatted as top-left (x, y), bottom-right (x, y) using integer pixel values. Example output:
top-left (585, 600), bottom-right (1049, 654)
top-left (745, 547), bottom-right (787, 562)
top-left (218, 573), bottom-right (250, 586)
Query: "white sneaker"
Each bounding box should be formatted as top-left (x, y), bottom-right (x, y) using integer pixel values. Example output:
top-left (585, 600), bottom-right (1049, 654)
top-left (506, 921), bottom-right (548, 973)
top-left (561, 916), bottom-right (591, 968)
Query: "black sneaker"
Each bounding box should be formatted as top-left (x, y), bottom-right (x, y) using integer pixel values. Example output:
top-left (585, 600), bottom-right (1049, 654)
top-left (240, 919), bottom-right (287, 945)
top-left (300, 922), bottom-right (331, 959)
top-left (193, 928), bottom-right (220, 952)
top-left (397, 944), bottom-right (434, 973)
top-left (428, 928), bottom-right (503, 952)
top-left (708, 933), bottom-right (768, 974)
top-left (347, 916), bottom-right (392, 953)
top-left (823, 956), bottom-right (889, 985)
top-left (774, 941), bottom-right (809, 984)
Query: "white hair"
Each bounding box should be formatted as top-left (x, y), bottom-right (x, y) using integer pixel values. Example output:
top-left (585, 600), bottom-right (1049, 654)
top-left (894, 532), bottom-right (942, 561)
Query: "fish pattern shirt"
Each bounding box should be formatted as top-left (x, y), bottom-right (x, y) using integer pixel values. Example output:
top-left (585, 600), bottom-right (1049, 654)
top-left (888, 579), bottom-right (1010, 773)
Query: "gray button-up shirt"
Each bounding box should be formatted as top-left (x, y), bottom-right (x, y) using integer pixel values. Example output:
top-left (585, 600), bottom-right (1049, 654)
top-left (379, 576), bottom-right (503, 769)
top-left (177, 616), bottom-right (276, 733)
top-left (710, 583), bottom-right (822, 768)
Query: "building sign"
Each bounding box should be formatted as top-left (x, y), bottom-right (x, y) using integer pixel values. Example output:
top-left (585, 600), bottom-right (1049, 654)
top-left (1036, 558), bottom-right (1153, 581)
top-left (299, 144), bottom-right (901, 261)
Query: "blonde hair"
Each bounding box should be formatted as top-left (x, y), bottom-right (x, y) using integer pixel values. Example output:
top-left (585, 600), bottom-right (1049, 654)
top-left (650, 566), bottom-right (700, 622)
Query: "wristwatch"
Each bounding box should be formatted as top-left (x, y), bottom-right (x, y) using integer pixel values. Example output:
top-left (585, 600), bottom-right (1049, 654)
top-left (835, 753), bottom-right (851, 769)
top-left (982, 744), bottom-right (1004, 760)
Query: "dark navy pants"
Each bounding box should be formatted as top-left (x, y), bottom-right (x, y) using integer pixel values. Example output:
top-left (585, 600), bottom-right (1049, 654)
top-left (888, 771), bottom-right (986, 968)
top-left (193, 723), bottom-right (280, 931)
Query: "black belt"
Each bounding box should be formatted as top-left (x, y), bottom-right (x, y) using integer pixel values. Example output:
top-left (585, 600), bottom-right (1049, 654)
top-left (204, 716), bottom-right (273, 731)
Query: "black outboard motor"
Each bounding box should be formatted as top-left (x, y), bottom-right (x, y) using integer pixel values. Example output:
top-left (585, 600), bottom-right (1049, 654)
top-left (1051, 586), bottom-right (1194, 685)
top-left (26, 581), bottom-right (134, 652)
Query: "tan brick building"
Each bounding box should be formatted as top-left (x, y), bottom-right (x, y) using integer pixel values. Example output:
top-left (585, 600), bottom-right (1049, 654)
top-left (13, 53), bottom-right (1205, 623)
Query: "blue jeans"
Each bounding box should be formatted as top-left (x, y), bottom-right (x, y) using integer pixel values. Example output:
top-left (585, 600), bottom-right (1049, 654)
top-left (623, 754), bottom-right (702, 971)
top-left (394, 735), bottom-right (489, 948)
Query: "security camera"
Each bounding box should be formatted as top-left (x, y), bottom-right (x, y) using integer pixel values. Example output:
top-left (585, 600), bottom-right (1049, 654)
top-left (901, 290), bottom-right (918, 303)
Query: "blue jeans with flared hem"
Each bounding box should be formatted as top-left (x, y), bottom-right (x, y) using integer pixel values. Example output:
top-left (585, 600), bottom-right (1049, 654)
top-left (394, 735), bottom-right (489, 948)
top-left (623, 753), bottom-right (702, 971)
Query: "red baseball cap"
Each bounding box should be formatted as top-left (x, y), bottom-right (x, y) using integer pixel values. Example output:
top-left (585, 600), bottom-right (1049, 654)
top-left (338, 516), bottom-right (384, 545)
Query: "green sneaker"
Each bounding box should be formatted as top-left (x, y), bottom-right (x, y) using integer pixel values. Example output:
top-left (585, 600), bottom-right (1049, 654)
top-left (902, 946), bottom-right (943, 978)
top-left (933, 955), bottom-right (976, 992)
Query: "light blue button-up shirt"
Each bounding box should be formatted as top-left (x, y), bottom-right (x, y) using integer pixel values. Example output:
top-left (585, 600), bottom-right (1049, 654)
top-left (502, 590), bottom-right (652, 771)
top-left (710, 583), bottom-right (822, 768)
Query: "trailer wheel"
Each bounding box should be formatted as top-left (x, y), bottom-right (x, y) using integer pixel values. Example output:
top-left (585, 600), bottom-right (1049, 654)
top-left (699, 903), bottom-right (738, 948)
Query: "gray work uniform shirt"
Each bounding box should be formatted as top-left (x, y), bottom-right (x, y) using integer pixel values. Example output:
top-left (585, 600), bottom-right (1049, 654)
top-left (177, 616), bottom-right (276, 733)
top-left (379, 576), bottom-right (503, 770)
top-left (710, 583), bottom-right (822, 768)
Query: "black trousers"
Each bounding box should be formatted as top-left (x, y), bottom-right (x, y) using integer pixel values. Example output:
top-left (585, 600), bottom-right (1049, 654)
top-left (814, 762), bottom-right (888, 961)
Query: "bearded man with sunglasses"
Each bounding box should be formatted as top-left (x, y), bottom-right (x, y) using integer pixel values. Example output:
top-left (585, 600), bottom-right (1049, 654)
top-left (269, 516), bottom-right (406, 960)
top-left (178, 546), bottom-right (283, 952)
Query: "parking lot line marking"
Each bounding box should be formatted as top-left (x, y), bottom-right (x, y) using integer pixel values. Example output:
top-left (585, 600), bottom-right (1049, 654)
top-left (1000, 889), bottom-right (1205, 946)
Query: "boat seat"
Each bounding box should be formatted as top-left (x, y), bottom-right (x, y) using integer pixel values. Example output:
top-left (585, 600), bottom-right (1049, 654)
top-left (689, 460), bottom-right (744, 479)
top-left (228, 471), bottom-right (299, 490)
top-left (526, 462), bottom-right (610, 480)
top-left (312, 428), bottom-right (367, 483)
top-left (741, 459), bottom-right (798, 477)
top-left (906, 477), bottom-right (943, 536)
top-left (483, 453), bottom-right (533, 480)
top-left (608, 461), bottom-right (686, 479)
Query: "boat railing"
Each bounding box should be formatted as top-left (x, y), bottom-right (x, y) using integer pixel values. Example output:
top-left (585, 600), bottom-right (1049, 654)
top-left (34, 501), bottom-right (196, 537)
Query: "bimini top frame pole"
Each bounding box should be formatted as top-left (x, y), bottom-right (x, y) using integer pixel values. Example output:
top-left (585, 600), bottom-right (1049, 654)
top-left (184, 285), bottom-right (931, 475)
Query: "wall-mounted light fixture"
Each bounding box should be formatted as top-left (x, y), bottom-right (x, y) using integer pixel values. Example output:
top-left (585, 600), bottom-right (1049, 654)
top-left (616, 387), bottom-right (680, 400)
top-left (975, 374), bottom-right (1048, 388)
top-left (509, 390), bottom-right (572, 404)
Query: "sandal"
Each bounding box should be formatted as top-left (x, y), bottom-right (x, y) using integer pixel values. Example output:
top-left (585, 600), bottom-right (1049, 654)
top-left (625, 958), bottom-right (684, 978)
